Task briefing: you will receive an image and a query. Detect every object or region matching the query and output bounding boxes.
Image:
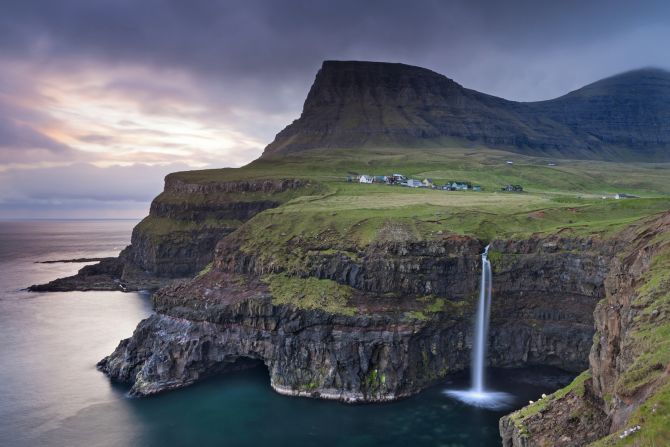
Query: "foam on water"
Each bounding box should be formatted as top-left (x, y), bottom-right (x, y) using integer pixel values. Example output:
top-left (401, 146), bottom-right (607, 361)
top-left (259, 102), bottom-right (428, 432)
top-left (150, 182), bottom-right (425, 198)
top-left (443, 389), bottom-right (514, 410)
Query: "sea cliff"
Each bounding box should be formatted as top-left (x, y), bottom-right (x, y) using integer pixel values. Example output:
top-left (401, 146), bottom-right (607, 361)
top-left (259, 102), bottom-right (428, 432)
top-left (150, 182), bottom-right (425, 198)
top-left (500, 211), bottom-right (670, 446)
top-left (99, 231), bottom-right (611, 400)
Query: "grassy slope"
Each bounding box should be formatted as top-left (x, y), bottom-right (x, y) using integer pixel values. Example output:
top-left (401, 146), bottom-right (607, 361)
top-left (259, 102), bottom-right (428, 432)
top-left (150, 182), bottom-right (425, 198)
top-left (170, 147), bottom-right (670, 249)
top-left (173, 146), bottom-right (668, 321)
top-left (210, 148), bottom-right (670, 267)
top-left (175, 146), bottom-right (670, 197)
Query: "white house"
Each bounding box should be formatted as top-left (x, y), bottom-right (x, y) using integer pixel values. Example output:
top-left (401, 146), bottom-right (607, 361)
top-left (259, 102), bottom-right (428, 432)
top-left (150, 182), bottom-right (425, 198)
top-left (450, 181), bottom-right (469, 191)
top-left (405, 179), bottom-right (423, 188)
top-left (359, 175), bottom-right (374, 184)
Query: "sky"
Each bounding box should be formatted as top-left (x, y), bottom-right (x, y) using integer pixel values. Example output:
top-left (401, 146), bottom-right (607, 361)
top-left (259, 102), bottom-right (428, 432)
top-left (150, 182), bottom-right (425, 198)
top-left (1, 0), bottom-right (669, 218)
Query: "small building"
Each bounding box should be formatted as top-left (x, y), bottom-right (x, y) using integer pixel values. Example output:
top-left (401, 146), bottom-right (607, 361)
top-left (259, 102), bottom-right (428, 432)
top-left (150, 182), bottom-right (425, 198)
top-left (547, 162), bottom-right (556, 166)
top-left (422, 178), bottom-right (435, 188)
top-left (506, 160), bottom-right (514, 165)
top-left (448, 181), bottom-right (470, 191)
top-left (615, 193), bottom-right (639, 199)
top-left (359, 175), bottom-right (374, 184)
top-left (388, 173), bottom-right (406, 184)
top-left (502, 184), bottom-right (523, 192)
top-left (472, 185), bottom-right (482, 192)
top-left (404, 179), bottom-right (423, 188)
top-left (374, 175), bottom-right (387, 183)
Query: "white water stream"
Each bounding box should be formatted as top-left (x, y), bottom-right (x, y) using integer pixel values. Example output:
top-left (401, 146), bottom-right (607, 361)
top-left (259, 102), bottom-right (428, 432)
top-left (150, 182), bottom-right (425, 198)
top-left (444, 244), bottom-right (512, 409)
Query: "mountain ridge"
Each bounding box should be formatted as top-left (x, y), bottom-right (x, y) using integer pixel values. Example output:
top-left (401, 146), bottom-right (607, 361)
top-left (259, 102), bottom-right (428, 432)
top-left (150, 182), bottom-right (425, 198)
top-left (263, 61), bottom-right (670, 161)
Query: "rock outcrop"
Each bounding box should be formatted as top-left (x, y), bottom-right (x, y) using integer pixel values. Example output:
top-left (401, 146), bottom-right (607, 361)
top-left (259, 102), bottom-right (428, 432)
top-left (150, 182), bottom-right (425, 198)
top-left (500, 211), bottom-right (670, 446)
top-left (263, 61), bottom-right (670, 161)
top-left (99, 232), bottom-right (611, 400)
top-left (29, 175), bottom-right (318, 291)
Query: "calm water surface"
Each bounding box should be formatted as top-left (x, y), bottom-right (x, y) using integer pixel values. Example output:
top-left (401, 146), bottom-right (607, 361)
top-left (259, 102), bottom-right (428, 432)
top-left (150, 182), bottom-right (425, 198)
top-left (0, 220), bottom-right (573, 447)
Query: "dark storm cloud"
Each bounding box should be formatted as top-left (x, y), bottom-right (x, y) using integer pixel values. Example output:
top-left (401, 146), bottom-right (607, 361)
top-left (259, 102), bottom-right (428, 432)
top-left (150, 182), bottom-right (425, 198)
top-left (2, 0), bottom-right (669, 101)
top-left (1, 0), bottom-right (669, 218)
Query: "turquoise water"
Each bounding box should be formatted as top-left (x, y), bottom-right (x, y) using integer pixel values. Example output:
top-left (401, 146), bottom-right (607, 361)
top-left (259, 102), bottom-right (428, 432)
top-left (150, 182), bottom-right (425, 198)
top-left (0, 220), bottom-right (574, 447)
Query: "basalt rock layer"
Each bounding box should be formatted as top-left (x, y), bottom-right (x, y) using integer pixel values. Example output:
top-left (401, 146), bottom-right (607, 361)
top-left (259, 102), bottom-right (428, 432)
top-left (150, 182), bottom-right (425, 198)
top-left (99, 232), bottom-right (612, 400)
top-left (500, 211), bottom-right (670, 446)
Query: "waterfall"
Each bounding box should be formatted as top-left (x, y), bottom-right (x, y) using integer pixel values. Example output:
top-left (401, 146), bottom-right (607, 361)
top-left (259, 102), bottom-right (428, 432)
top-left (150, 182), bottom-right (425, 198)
top-left (444, 244), bottom-right (512, 409)
top-left (471, 244), bottom-right (492, 393)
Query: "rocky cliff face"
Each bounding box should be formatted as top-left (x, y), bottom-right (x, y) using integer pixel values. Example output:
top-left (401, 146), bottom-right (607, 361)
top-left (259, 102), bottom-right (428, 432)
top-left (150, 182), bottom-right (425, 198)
top-left (98, 232), bottom-right (611, 400)
top-left (500, 211), bottom-right (670, 446)
top-left (263, 61), bottom-right (670, 161)
top-left (124, 177), bottom-right (312, 278)
top-left (30, 176), bottom-right (317, 291)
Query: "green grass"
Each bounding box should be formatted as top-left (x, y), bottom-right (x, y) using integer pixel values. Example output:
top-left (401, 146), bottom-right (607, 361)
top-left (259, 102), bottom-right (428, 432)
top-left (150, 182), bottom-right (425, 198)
top-left (171, 146), bottom-right (670, 197)
top-left (153, 180), bottom-right (327, 206)
top-left (196, 262), bottom-right (213, 278)
top-left (589, 380), bottom-right (670, 446)
top-left (132, 217), bottom-right (241, 249)
top-left (135, 216), bottom-right (242, 237)
top-left (615, 251), bottom-right (670, 397)
top-left (232, 191), bottom-right (670, 275)
top-left (153, 146), bottom-right (670, 259)
top-left (262, 273), bottom-right (356, 316)
top-left (404, 295), bottom-right (472, 321)
top-left (509, 371), bottom-right (592, 435)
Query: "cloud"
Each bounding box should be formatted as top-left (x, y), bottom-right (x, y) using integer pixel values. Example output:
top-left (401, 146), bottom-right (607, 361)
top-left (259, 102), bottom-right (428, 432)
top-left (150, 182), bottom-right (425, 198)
top-left (0, 80), bottom-right (81, 164)
top-left (0, 0), bottom-right (669, 217)
top-left (2, 0), bottom-right (669, 100)
top-left (0, 116), bottom-right (70, 155)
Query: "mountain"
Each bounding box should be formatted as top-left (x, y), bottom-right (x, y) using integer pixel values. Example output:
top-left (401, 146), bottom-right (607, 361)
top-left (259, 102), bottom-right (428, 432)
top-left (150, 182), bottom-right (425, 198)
top-left (263, 61), bottom-right (670, 161)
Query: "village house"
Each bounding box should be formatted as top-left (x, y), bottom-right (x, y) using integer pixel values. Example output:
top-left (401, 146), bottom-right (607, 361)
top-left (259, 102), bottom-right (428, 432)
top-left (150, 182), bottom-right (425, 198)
top-left (359, 175), bottom-right (374, 184)
top-left (422, 178), bottom-right (435, 188)
top-left (443, 181), bottom-right (470, 191)
top-left (374, 175), bottom-right (387, 183)
top-left (472, 185), bottom-right (482, 191)
top-left (502, 184), bottom-right (523, 192)
top-left (404, 179), bottom-right (423, 188)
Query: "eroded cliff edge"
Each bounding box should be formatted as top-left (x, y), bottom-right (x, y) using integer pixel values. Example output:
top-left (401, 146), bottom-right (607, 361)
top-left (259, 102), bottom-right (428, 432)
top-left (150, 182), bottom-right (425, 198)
top-left (500, 211), bottom-right (670, 446)
top-left (29, 174), bottom-right (320, 292)
top-left (98, 225), bottom-right (611, 401)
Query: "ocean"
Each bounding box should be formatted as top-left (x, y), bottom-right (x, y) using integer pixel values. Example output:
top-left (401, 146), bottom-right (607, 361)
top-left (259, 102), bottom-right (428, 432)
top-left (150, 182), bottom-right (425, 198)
top-left (0, 220), bottom-right (573, 447)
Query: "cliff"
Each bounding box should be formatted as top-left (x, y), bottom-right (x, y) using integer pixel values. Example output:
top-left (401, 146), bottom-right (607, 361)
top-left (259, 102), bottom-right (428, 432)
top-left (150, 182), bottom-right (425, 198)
top-left (29, 174), bottom-right (321, 291)
top-left (98, 230), bottom-right (612, 400)
top-left (500, 211), bottom-right (670, 446)
top-left (263, 61), bottom-right (670, 161)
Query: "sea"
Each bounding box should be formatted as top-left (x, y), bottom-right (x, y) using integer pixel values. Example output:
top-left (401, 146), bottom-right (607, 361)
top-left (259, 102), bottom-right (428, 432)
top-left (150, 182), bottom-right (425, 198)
top-left (0, 219), bottom-right (574, 447)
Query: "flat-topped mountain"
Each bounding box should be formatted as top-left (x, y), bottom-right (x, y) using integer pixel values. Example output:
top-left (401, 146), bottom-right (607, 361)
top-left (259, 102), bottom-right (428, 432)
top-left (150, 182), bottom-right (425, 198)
top-left (263, 61), bottom-right (670, 161)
